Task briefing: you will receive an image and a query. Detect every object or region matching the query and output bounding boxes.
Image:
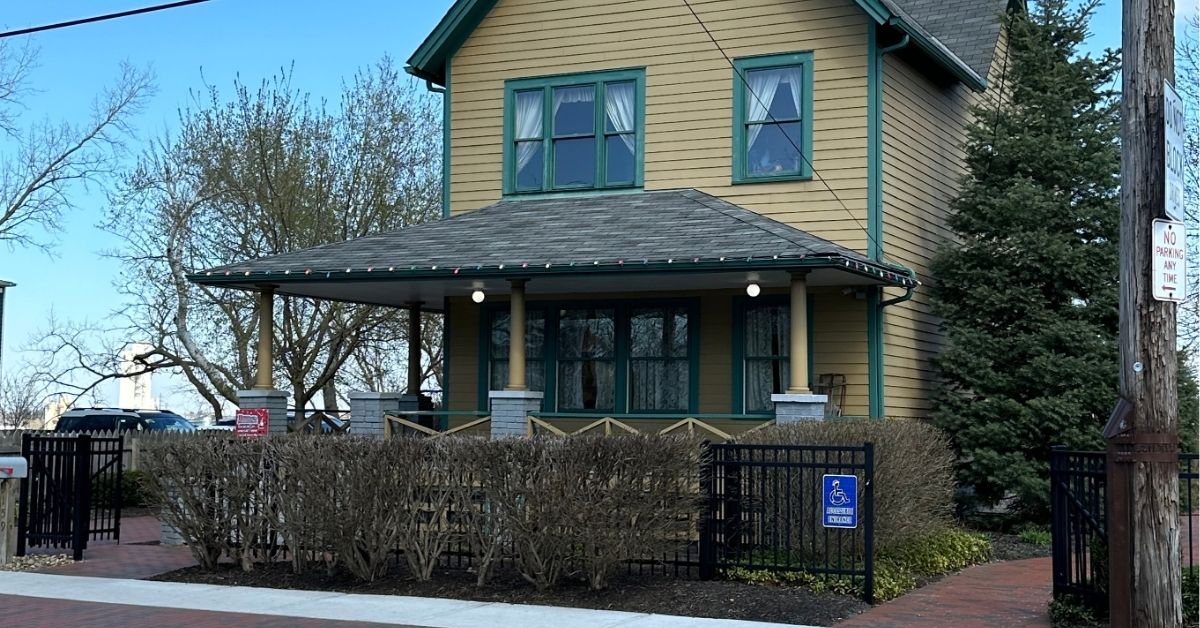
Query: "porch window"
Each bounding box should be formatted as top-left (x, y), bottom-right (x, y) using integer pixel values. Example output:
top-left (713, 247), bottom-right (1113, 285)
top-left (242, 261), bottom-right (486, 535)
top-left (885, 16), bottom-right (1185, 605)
top-left (743, 303), bottom-right (790, 413)
top-left (629, 307), bottom-right (690, 412)
top-left (557, 308), bottom-right (616, 411)
top-left (488, 310), bottom-right (546, 393)
top-left (732, 52), bottom-right (813, 183)
top-left (504, 69), bottom-right (645, 194)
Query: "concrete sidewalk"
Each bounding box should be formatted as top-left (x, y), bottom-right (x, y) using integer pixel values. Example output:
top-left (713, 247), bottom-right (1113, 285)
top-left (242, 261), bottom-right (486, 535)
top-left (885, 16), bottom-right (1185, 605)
top-left (0, 572), bottom-right (818, 628)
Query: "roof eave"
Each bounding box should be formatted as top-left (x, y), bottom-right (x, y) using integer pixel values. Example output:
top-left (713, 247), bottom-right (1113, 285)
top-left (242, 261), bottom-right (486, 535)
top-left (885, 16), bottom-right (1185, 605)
top-left (406, 0), bottom-right (498, 88)
top-left (187, 255), bottom-right (919, 290)
top-left (856, 0), bottom-right (989, 92)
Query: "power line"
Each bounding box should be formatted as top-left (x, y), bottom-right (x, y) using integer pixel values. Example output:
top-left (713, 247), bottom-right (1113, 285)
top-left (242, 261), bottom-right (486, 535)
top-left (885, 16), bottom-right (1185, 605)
top-left (0, 0), bottom-right (213, 39)
top-left (678, 0), bottom-right (884, 258)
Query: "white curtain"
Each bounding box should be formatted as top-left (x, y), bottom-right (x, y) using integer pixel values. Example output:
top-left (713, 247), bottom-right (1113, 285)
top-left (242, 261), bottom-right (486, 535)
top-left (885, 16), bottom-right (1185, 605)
top-left (514, 91), bottom-right (543, 172)
top-left (604, 82), bottom-right (636, 153)
top-left (552, 85), bottom-right (595, 126)
top-left (745, 67), bottom-right (803, 150)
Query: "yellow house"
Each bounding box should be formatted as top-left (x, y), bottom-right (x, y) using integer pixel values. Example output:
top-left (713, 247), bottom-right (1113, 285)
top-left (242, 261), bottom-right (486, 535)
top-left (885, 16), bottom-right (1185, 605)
top-left (191, 0), bottom-right (1013, 437)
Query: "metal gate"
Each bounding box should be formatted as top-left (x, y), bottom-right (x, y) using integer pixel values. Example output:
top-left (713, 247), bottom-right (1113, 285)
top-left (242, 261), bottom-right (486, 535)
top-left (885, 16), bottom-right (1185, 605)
top-left (16, 433), bottom-right (124, 560)
top-left (701, 442), bottom-right (875, 602)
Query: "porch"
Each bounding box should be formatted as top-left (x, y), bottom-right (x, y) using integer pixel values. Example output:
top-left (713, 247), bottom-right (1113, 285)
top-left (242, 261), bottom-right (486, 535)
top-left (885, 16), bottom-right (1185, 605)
top-left (189, 189), bottom-right (917, 437)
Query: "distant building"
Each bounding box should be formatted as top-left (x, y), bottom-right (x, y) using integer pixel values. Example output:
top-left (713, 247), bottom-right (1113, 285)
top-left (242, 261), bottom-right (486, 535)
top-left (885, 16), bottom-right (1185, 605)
top-left (118, 343), bottom-right (158, 410)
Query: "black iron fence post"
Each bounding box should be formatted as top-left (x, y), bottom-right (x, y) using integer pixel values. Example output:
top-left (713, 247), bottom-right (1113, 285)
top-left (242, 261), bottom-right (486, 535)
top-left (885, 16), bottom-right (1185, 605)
top-left (863, 441), bottom-right (875, 604)
top-left (1049, 445), bottom-right (1068, 596)
top-left (113, 434), bottom-right (124, 543)
top-left (15, 432), bottom-right (31, 557)
top-left (71, 434), bottom-right (92, 560)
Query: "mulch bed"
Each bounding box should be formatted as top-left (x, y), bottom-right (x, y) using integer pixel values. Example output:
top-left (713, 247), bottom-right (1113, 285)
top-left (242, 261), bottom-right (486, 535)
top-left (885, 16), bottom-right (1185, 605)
top-left (987, 533), bottom-right (1052, 562)
top-left (153, 563), bottom-right (869, 626)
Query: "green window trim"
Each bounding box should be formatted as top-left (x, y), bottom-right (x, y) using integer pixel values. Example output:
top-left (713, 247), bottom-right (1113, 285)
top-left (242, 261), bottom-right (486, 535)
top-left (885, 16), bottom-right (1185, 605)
top-left (731, 294), bottom-right (815, 415)
top-left (476, 298), bottom-right (699, 415)
top-left (502, 68), bottom-right (646, 196)
top-left (731, 51), bottom-right (815, 184)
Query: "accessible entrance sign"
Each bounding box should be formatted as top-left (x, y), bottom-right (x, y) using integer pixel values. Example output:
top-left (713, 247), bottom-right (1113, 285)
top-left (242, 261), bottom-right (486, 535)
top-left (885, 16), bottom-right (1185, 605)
top-left (235, 407), bottom-right (269, 438)
top-left (1151, 219), bottom-right (1186, 303)
top-left (822, 473), bottom-right (858, 528)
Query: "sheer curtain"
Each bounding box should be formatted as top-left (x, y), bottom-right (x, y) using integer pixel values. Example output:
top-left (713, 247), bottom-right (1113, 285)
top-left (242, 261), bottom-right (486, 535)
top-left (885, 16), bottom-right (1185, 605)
top-left (604, 82), bottom-right (636, 152)
top-left (514, 91), bottom-right (543, 172)
top-left (552, 86), bottom-right (594, 126)
top-left (745, 67), bottom-right (802, 150)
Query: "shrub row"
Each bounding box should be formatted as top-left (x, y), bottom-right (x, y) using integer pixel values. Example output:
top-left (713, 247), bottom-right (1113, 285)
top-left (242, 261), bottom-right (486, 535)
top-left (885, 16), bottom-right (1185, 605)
top-left (140, 434), bottom-right (700, 590)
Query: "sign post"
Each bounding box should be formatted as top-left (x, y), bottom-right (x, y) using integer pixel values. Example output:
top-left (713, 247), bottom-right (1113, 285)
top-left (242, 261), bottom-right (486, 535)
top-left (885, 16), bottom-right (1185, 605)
top-left (822, 474), bottom-right (859, 529)
top-left (234, 407), bottom-right (269, 438)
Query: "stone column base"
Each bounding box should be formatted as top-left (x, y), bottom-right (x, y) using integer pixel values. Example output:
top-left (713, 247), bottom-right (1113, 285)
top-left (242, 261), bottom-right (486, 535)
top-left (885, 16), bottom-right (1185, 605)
top-left (489, 390), bottom-right (543, 438)
top-left (771, 393), bottom-right (829, 423)
top-left (236, 389), bottom-right (289, 436)
top-left (348, 392), bottom-right (411, 438)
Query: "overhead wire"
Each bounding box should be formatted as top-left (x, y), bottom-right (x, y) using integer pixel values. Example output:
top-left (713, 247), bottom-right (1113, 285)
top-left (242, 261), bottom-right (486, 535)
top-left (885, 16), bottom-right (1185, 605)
top-left (0, 0), bottom-right (213, 39)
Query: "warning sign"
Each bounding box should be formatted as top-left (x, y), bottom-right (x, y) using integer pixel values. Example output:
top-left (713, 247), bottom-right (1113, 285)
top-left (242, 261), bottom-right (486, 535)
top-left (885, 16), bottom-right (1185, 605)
top-left (1152, 219), bottom-right (1186, 303)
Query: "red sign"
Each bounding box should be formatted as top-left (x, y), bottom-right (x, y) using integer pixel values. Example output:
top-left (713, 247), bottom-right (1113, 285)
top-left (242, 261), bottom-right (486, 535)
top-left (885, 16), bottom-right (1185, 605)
top-left (235, 408), bottom-right (269, 438)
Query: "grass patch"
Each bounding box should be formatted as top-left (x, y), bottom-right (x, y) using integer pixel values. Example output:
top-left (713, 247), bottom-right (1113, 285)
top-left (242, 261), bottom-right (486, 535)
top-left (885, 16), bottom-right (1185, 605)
top-left (1016, 525), bottom-right (1051, 547)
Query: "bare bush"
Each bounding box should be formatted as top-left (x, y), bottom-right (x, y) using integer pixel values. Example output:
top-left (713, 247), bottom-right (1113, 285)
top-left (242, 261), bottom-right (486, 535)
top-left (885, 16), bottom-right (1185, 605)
top-left (738, 419), bottom-right (957, 550)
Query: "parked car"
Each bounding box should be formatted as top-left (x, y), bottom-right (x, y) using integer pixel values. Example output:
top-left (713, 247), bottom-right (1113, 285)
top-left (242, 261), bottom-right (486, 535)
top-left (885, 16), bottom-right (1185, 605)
top-left (55, 408), bottom-right (196, 433)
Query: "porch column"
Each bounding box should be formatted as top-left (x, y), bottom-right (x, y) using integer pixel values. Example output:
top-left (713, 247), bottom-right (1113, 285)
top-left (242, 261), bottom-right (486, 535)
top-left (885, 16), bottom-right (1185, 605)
top-left (788, 271), bottom-right (811, 394)
top-left (505, 279), bottom-right (527, 391)
top-left (772, 271), bottom-right (828, 422)
top-left (254, 286), bottom-right (275, 390)
top-left (490, 278), bottom-right (541, 437)
top-left (407, 302), bottom-right (423, 396)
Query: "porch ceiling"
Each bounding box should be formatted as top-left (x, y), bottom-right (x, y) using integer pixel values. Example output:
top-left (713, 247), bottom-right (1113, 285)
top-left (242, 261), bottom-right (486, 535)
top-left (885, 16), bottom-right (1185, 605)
top-left (188, 189), bottom-right (918, 310)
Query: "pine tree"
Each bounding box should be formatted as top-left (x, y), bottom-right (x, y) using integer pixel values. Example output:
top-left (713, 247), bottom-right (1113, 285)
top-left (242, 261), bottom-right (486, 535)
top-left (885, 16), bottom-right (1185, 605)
top-left (931, 0), bottom-right (1121, 518)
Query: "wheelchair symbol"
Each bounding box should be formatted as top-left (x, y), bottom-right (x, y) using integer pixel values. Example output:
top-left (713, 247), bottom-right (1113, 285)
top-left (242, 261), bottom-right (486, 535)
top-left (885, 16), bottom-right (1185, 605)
top-left (828, 480), bottom-right (850, 506)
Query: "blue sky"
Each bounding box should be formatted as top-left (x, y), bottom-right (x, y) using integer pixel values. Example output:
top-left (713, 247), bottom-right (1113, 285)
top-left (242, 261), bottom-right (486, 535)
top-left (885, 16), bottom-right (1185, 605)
top-left (0, 0), bottom-right (1185, 409)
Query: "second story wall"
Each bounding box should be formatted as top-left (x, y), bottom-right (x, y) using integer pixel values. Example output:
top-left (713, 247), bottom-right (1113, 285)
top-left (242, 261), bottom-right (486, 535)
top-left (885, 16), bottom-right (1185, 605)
top-left (448, 0), bottom-right (872, 252)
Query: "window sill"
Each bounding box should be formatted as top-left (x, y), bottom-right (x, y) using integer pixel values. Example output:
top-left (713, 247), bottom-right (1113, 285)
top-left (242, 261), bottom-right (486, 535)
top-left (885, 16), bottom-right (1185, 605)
top-left (502, 186), bottom-right (643, 200)
top-left (731, 173), bottom-right (813, 185)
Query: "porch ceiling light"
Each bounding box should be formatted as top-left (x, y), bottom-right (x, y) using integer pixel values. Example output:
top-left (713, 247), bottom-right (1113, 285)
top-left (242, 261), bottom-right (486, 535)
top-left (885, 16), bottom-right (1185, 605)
top-left (471, 289), bottom-right (486, 304)
top-left (746, 282), bottom-right (761, 298)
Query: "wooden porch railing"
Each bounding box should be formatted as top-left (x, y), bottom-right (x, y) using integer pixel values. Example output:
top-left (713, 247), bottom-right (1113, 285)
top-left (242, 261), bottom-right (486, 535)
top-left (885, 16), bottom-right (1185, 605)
top-left (382, 411), bottom-right (490, 439)
top-left (287, 411), bottom-right (350, 434)
top-left (526, 413), bottom-right (776, 442)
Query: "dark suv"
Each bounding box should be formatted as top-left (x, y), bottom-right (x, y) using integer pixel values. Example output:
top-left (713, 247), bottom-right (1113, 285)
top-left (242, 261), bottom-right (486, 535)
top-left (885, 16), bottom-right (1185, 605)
top-left (55, 408), bottom-right (196, 433)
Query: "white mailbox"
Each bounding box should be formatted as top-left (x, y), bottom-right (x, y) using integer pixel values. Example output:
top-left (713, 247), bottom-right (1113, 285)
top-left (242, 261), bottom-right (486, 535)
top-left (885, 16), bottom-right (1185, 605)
top-left (0, 456), bottom-right (28, 479)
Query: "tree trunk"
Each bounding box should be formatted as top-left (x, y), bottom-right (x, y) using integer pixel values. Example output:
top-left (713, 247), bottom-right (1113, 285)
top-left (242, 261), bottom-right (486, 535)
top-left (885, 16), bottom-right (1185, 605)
top-left (1118, 0), bottom-right (1181, 625)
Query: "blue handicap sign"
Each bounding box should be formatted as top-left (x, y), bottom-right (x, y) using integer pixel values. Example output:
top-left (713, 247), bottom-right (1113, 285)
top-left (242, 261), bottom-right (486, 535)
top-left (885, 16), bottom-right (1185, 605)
top-left (822, 474), bottom-right (858, 529)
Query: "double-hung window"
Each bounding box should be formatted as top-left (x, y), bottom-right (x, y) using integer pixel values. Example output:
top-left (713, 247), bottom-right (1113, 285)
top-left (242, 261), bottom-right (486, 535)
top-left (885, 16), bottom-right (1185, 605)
top-left (742, 302), bottom-right (791, 413)
top-left (732, 52), bottom-right (813, 183)
top-left (504, 69), bottom-right (645, 194)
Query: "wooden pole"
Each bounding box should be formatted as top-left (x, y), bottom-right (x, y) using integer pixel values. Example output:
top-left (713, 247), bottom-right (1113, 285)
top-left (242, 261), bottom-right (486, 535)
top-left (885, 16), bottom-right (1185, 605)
top-left (407, 302), bottom-right (423, 396)
top-left (1117, 0), bottom-right (1180, 625)
top-left (787, 271), bottom-right (811, 394)
top-left (253, 286), bottom-right (275, 390)
top-left (0, 479), bottom-right (14, 565)
top-left (505, 279), bottom-right (527, 391)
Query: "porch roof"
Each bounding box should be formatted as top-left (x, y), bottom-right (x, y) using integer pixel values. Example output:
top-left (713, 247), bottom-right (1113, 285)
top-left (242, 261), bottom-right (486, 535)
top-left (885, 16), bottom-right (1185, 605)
top-left (188, 189), bottom-right (917, 310)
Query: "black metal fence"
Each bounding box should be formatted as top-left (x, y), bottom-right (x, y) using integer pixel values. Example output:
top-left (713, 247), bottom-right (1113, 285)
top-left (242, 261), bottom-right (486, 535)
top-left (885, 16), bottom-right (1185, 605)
top-left (16, 433), bottom-right (124, 560)
top-left (1050, 447), bottom-right (1198, 608)
top-left (703, 442), bottom-right (875, 602)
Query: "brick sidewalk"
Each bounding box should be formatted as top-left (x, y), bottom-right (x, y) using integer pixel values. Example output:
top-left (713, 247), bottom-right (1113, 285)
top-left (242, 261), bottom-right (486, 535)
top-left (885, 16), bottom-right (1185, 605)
top-left (837, 557), bottom-right (1052, 628)
top-left (32, 516), bottom-right (199, 580)
top-left (0, 594), bottom-right (417, 628)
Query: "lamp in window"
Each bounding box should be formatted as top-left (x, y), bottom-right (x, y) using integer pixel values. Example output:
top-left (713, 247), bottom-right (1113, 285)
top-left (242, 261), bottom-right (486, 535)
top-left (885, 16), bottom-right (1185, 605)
top-left (471, 289), bottom-right (486, 304)
top-left (746, 282), bottom-right (761, 298)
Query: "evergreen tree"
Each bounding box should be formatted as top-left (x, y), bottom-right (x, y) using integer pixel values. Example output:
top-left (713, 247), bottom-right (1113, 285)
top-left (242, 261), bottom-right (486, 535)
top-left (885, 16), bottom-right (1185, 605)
top-left (931, 0), bottom-right (1120, 518)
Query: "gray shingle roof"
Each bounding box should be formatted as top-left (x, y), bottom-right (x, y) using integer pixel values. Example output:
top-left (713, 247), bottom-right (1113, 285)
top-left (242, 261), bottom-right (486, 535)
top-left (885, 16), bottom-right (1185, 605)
top-left (890, 0), bottom-right (1009, 79)
top-left (192, 189), bottom-right (914, 286)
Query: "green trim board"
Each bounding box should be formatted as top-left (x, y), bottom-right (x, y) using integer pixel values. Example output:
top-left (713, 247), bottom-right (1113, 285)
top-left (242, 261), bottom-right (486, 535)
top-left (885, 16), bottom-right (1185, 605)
top-left (729, 293), bottom-right (815, 414)
top-left (501, 68), bottom-right (645, 196)
top-left (475, 297), bottom-right (700, 415)
top-left (442, 62), bottom-right (452, 218)
top-left (851, 0), bottom-right (987, 91)
top-left (731, 51), bottom-right (814, 184)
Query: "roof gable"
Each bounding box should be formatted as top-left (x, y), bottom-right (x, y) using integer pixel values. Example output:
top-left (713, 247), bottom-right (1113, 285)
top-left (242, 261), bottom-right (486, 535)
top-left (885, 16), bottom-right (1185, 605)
top-left (405, 0), bottom-right (1006, 90)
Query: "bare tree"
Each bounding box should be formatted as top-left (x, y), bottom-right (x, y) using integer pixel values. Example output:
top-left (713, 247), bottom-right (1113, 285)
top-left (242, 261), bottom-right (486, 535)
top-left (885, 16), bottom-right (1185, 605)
top-left (0, 369), bottom-right (46, 429)
top-left (1177, 16), bottom-right (1199, 353)
top-left (0, 40), bottom-right (154, 251)
top-left (34, 59), bottom-right (441, 419)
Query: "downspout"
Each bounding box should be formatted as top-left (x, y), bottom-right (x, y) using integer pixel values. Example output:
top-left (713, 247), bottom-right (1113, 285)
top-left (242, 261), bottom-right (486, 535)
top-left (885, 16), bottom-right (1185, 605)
top-left (867, 25), bottom-right (911, 419)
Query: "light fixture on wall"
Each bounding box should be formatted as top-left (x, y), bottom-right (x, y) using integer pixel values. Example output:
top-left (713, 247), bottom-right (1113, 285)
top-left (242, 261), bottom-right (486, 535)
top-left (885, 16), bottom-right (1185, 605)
top-left (471, 289), bottom-right (486, 303)
top-left (746, 282), bottom-right (761, 298)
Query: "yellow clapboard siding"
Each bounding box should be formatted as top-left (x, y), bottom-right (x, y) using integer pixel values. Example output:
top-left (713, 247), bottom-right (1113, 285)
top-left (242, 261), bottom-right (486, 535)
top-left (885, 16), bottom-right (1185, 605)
top-left (879, 25), bottom-right (1010, 418)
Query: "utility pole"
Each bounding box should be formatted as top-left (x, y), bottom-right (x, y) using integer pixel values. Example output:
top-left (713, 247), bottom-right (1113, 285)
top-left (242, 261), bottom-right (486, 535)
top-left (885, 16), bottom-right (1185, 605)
top-left (1112, 0), bottom-right (1181, 625)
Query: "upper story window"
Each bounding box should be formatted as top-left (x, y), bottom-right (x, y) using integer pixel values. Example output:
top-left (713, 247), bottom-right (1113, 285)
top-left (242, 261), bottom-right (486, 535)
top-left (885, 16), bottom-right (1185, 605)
top-left (503, 69), bottom-right (645, 194)
top-left (732, 52), bottom-right (814, 184)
